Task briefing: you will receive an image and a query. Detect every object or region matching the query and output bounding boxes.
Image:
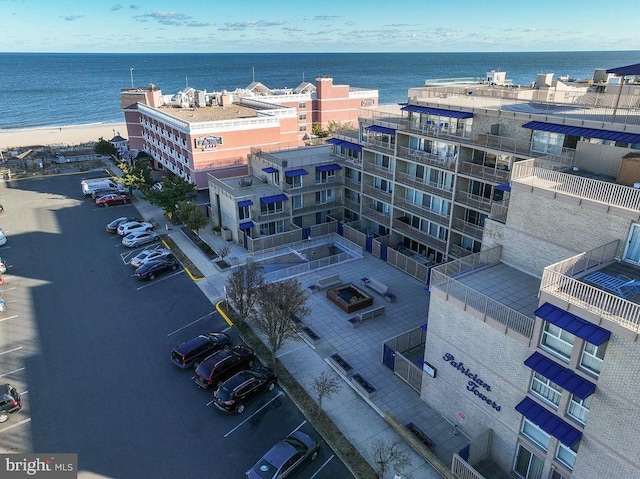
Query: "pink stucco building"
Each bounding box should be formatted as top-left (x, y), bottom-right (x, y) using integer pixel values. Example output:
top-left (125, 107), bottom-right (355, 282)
top-left (120, 77), bottom-right (378, 188)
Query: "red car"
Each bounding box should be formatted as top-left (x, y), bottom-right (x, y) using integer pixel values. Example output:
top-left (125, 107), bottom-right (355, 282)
top-left (96, 194), bottom-right (130, 207)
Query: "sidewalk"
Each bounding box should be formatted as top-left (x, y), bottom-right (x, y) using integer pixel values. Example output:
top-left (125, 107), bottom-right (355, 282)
top-left (130, 190), bottom-right (455, 479)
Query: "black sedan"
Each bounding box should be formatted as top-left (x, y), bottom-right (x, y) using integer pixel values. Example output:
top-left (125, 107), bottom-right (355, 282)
top-left (246, 430), bottom-right (319, 479)
top-left (213, 366), bottom-right (277, 414)
top-left (133, 256), bottom-right (179, 280)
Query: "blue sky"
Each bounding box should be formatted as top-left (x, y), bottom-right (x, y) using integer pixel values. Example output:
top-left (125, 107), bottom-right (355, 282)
top-left (3, 0), bottom-right (640, 53)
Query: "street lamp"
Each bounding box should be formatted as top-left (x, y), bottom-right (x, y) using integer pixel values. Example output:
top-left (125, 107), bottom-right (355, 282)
top-left (130, 67), bottom-right (134, 88)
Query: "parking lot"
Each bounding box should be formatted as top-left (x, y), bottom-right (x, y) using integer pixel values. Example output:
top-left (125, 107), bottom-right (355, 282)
top-left (0, 172), bottom-right (351, 478)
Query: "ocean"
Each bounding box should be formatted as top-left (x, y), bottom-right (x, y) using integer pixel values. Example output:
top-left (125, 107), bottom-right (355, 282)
top-left (0, 51), bottom-right (639, 130)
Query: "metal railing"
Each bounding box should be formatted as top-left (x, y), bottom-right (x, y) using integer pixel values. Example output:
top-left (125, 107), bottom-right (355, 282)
top-left (392, 219), bottom-right (448, 252)
top-left (395, 171), bottom-right (454, 199)
top-left (457, 162), bottom-right (510, 183)
top-left (451, 454), bottom-right (485, 479)
top-left (393, 198), bottom-right (450, 227)
top-left (512, 159), bottom-right (640, 212)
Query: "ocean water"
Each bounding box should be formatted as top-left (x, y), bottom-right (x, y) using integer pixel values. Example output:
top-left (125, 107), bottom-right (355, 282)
top-left (0, 51), bottom-right (638, 130)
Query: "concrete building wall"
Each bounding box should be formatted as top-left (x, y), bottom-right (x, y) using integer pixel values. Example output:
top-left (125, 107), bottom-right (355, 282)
top-left (421, 292), bottom-right (531, 472)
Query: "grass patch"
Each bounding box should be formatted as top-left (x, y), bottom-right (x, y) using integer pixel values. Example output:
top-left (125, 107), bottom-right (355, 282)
top-left (220, 303), bottom-right (378, 479)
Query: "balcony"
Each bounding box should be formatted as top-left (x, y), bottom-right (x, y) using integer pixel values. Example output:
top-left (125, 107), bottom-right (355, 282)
top-left (397, 145), bottom-right (456, 170)
top-left (361, 184), bottom-right (393, 203)
top-left (451, 218), bottom-right (484, 240)
top-left (393, 197), bottom-right (450, 227)
top-left (458, 162), bottom-right (510, 183)
top-left (454, 191), bottom-right (493, 213)
top-left (363, 138), bottom-right (395, 154)
top-left (361, 206), bottom-right (391, 226)
top-left (488, 201), bottom-right (509, 224)
top-left (539, 240), bottom-right (640, 339)
top-left (430, 248), bottom-right (537, 340)
top-left (448, 244), bottom-right (475, 259)
top-left (362, 161), bottom-right (394, 180)
top-left (282, 178), bottom-right (343, 194)
top-left (343, 198), bottom-right (361, 212)
top-left (392, 218), bottom-right (448, 252)
top-left (344, 177), bottom-right (361, 191)
top-left (256, 209), bottom-right (290, 223)
top-left (395, 171), bottom-right (454, 200)
top-left (291, 199), bottom-right (343, 216)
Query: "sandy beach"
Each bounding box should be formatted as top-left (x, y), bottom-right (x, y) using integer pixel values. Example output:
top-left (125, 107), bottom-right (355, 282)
top-left (0, 123), bottom-right (127, 152)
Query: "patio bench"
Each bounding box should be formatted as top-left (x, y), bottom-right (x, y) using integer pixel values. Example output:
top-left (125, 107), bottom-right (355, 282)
top-left (348, 305), bottom-right (386, 327)
top-left (584, 272), bottom-right (640, 299)
top-left (316, 274), bottom-right (342, 290)
top-left (362, 277), bottom-right (395, 302)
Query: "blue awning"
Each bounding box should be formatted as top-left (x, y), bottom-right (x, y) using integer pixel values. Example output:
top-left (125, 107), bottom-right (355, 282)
top-left (262, 167), bottom-right (278, 173)
top-left (260, 193), bottom-right (288, 204)
top-left (606, 63), bottom-right (640, 76)
top-left (535, 302), bottom-right (611, 346)
top-left (316, 163), bottom-right (343, 172)
top-left (237, 199), bottom-right (253, 207)
top-left (523, 121), bottom-right (640, 144)
top-left (401, 104), bottom-right (473, 119)
top-left (515, 397), bottom-right (582, 447)
top-left (326, 138), bottom-right (343, 145)
top-left (239, 221), bottom-right (254, 229)
top-left (366, 125), bottom-right (397, 135)
top-left (340, 141), bottom-right (362, 152)
top-left (524, 352), bottom-right (596, 399)
top-left (495, 182), bottom-right (511, 192)
top-left (285, 169), bottom-right (309, 177)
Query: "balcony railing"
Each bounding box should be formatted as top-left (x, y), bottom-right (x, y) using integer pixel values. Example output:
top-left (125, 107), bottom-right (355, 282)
top-left (540, 240), bottom-right (640, 335)
top-left (451, 218), bottom-right (484, 240)
top-left (458, 162), bottom-right (511, 183)
top-left (393, 198), bottom-right (450, 227)
top-left (291, 199), bottom-right (343, 216)
top-left (362, 161), bottom-right (394, 179)
top-left (488, 201), bottom-right (509, 224)
top-left (448, 244), bottom-right (475, 259)
top-left (392, 219), bottom-right (448, 252)
top-left (361, 184), bottom-right (393, 203)
top-left (343, 198), bottom-right (361, 212)
top-left (452, 454), bottom-right (486, 479)
top-left (361, 206), bottom-right (392, 226)
top-left (396, 145), bottom-right (456, 170)
top-left (343, 177), bottom-right (361, 190)
top-left (454, 191), bottom-right (493, 212)
top-left (395, 171), bottom-right (454, 199)
top-left (363, 138), bottom-right (395, 154)
top-left (430, 247), bottom-right (535, 338)
top-left (512, 159), bottom-right (640, 212)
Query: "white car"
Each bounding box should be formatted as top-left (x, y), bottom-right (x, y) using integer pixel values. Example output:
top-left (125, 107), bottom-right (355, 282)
top-left (122, 231), bottom-right (160, 248)
top-left (0, 232), bottom-right (7, 246)
top-left (130, 247), bottom-right (171, 268)
top-left (117, 221), bottom-right (153, 236)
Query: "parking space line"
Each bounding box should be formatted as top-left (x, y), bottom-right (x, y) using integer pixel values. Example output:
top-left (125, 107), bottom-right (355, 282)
top-left (0, 347), bottom-right (22, 356)
top-left (0, 367), bottom-right (25, 378)
top-left (289, 420), bottom-right (306, 436)
top-left (0, 315), bottom-right (19, 323)
top-left (223, 392), bottom-right (283, 438)
top-left (310, 455), bottom-right (335, 479)
top-left (0, 417), bottom-right (31, 434)
top-left (166, 311), bottom-right (216, 336)
top-left (135, 270), bottom-right (185, 291)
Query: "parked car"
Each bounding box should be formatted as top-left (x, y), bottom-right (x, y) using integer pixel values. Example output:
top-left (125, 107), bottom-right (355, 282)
top-left (106, 216), bottom-right (142, 233)
top-left (117, 221), bottom-right (153, 236)
top-left (133, 256), bottom-right (178, 280)
top-left (194, 345), bottom-right (255, 389)
top-left (213, 366), bottom-right (277, 414)
top-left (171, 332), bottom-right (232, 369)
top-left (0, 232), bottom-right (7, 246)
top-left (245, 431), bottom-right (319, 479)
top-left (0, 298), bottom-right (5, 313)
top-left (91, 187), bottom-right (121, 199)
top-left (130, 247), bottom-right (171, 268)
top-left (0, 256), bottom-right (6, 274)
top-left (0, 383), bottom-right (22, 423)
top-left (96, 194), bottom-right (130, 207)
top-left (122, 231), bottom-right (160, 248)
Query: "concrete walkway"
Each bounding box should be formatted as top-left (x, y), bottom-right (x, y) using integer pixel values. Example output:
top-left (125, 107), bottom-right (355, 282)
top-left (126, 183), bottom-right (466, 479)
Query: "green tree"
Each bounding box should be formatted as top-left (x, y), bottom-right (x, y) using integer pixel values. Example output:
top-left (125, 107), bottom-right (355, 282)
top-left (225, 261), bottom-right (265, 322)
top-left (94, 137), bottom-right (117, 157)
top-left (253, 279), bottom-right (310, 363)
top-left (311, 122), bottom-right (329, 138)
top-left (176, 201), bottom-right (208, 233)
top-left (144, 176), bottom-right (196, 216)
top-left (118, 160), bottom-right (153, 192)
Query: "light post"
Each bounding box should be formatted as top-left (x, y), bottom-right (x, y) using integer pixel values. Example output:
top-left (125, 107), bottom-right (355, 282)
top-left (130, 67), bottom-right (134, 88)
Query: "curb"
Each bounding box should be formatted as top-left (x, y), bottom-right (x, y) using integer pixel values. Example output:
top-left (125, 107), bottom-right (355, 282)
top-left (215, 300), bottom-right (234, 327)
top-left (161, 238), bottom-right (204, 282)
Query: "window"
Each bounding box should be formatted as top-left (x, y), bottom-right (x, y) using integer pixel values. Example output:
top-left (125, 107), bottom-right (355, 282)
top-left (259, 220), bottom-right (285, 236)
top-left (521, 419), bottom-right (550, 451)
top-left (285, 175), bottom-right (302, 188)
top-left (316, 189), bottom-right (334, 204)
top-left (298, 102), bottom-right (306, 109)
top-left (513, 444), bottom-right (544, 479)
top-left (239, 205), bottom-right (251, 220)
top-left (260, 201), bottom-right (283, 215)
top-left (531, 130), bottom-right (564, 155)
top-left (540, 322), bottom-right (575, 361)
top-left (530, 372), bottom-right (562, 407)
top-left (291, 195), bottom-right (303, 210)
top-left (551, 470), bottom-right (569, 479)
top-left (298, 125), bottom-right (307, 132)
top-left (316, 170), bottom-right (336, 184)
top-left (567, 394), bottom-right (591, 424)
top-left (556, 442), bottom-right (579, 470)
top-left (580, 341), bottom-right (606, 376)
top-left (298, 113), bottom-right (307, 120)
top-left (374, 153), bottom-right (391, 169)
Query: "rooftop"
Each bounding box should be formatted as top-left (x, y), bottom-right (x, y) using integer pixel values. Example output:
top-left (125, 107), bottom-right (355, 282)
top-left (157, 103), bottom-right (258, 122)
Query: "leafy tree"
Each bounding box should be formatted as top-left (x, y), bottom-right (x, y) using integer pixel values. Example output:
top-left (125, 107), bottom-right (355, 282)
top-left (218, 245), bottom-right (230, 264)
top-left (310, 371), bottom-right (342, 417)
top-left (253, 279), bottom-right (310, 362)
top-left (176, 201), bottom-right (208, 233)
top-left (144, 176), bottom-right (196, 216)
top-left (94, 137), bottom-right (117, 157)
top-left (311, 122), bottom-right (330, 138)
top-left (118, 160), bottom-right (153, 192)
top-left (371, 439), bottom-right (412, 479)
top-left (225, 261), bottom-right (265, 322)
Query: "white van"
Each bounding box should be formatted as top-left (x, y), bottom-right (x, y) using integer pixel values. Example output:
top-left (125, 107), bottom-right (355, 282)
top-left (81, 178), bottom-right (126, 196)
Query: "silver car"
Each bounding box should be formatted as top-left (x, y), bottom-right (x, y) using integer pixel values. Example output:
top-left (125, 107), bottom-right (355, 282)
top-left (130, 247), bottom-right (171, 268)
top-left (117, 221), bottom-right (153, 236)
top-left (122, 231), bottom-right (160, 248)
